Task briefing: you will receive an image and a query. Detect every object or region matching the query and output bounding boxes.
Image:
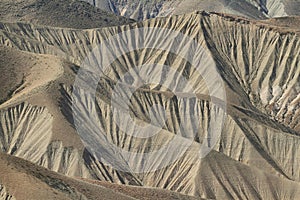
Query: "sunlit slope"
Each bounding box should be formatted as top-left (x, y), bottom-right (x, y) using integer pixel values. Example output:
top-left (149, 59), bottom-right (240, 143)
top-left (0, 12), bottom-right (300, 199)
top-left (0, 152), bottom-right (198, 200)
top-left (0, 12), bottom-right (298, 132)
top-left (0, 152), bottom-right (142, 200)
top-left (0, 46), bottom-right (143, 185)
top-left (200, 13), bottom-right (300, 132)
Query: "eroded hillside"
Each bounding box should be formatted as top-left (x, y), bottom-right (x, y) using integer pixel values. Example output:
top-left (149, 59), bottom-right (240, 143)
top-left (1, 152), bottom-right (195, 200)
top-left (0, 11), bottom-right (299, 199)
top-left (84, 0), bottom-right (300, 20)
top-left (0, 0), bottom-right (134, 29)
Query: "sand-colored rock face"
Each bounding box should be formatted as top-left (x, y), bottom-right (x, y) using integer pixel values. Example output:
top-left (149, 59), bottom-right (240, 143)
top-left (0, 10), bottom-right (300, 199)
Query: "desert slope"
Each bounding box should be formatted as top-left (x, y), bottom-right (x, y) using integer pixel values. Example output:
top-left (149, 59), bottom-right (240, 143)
top-left (0, 152), bottom-right (199, 200)
top-left (0, 8), bottom-right (300, 200)
top-left (0, 0), bottom-right (134, 29)
top-left (84, 0), bottom-right (267, 20)
top-left (84, 0), bottom-right (300, 20)
top-left (0, 152), bottom-right (134, 200)
top-left (0, 12), bottom-right (299, 132)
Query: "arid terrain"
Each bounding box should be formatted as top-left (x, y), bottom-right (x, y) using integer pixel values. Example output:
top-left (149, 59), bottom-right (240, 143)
top-left (0, 0), bottom-right (300, 199)
top-left (85, 0), bottom-right (300, 20)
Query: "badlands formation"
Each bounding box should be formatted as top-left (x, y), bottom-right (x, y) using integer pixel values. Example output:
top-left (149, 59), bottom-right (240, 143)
top-left (85, 0), bottom-right (300, 20)
top-left (0, 0), bottom-right (300, 199)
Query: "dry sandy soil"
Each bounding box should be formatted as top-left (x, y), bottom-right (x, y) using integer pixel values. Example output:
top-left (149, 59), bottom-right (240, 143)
top-left (84, 0), bottom-right (300, 20)
top-left (0, 0), bottom-right (300, 200)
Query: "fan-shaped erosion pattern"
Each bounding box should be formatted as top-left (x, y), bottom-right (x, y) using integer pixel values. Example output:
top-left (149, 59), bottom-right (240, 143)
top-left (0, 11), bottom-right (300, 199)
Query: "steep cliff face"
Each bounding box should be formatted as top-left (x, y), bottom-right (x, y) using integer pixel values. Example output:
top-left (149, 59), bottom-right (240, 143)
top-left (0, 11), bottom-right (300, 199)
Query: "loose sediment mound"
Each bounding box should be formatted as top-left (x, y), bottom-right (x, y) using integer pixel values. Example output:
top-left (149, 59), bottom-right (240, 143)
top-left (0, 0), bottom-right (134, 29)
top-left (83, 179), bottom-right (200, 200)
top-left (0, 152), bottom-right (198, 200)
top-left (0, 152), bottom-right (139, 200)
top-left (0, 46), bottom-right (64, 108)
top-left (0, 10), bottom-right (300, 199)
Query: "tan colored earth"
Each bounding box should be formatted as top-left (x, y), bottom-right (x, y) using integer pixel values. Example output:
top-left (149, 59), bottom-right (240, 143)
top-left (0, 0), bottom-right (300, 199)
